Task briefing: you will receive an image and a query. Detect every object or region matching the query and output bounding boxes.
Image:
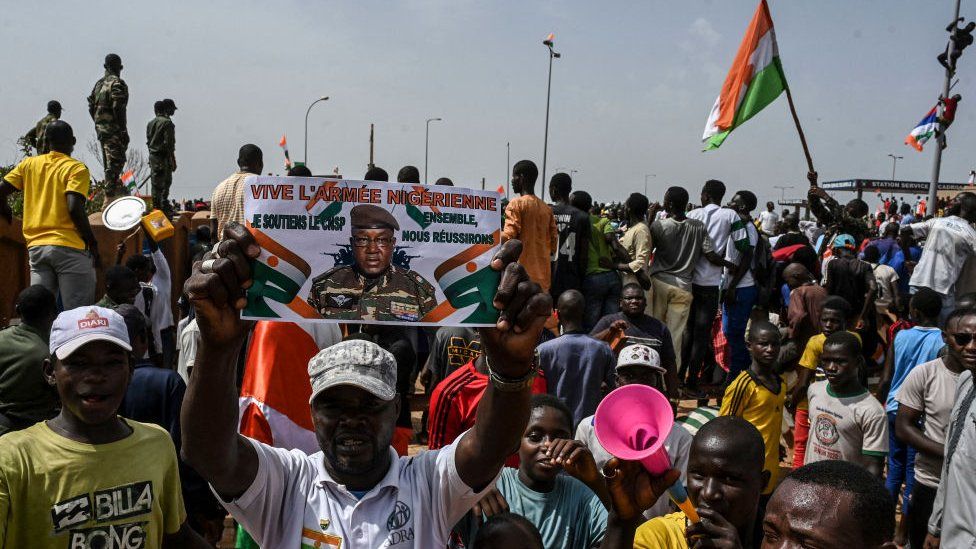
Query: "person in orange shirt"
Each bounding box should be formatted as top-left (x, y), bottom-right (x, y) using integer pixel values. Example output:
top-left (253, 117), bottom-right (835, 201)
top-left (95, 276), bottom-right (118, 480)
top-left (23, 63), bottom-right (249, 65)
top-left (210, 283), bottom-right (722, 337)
top-left (502, 160), bottom-right (558, 292)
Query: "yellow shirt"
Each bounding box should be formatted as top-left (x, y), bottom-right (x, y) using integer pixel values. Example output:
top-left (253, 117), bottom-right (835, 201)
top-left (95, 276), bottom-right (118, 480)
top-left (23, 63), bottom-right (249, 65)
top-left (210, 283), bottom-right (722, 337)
top-left (3, 152), bottom-right (90, 249)
top-left (634, 512), bottom-right (688, 549)
top-left (720, 370), bottom-right (786, 494)
top-left (0, 421), bottom-right (186, 548)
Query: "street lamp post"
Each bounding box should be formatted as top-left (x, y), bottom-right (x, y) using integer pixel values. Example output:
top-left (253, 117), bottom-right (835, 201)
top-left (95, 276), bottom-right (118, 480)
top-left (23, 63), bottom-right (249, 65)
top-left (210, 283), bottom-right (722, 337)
top-left (542, 34), bottom-right (561, 187)
top-left (425, 117), bottom-right (442, 185)
top-left (644, 174), bottom-right (656, 196)
top-left (304, 96), bottom-right (330, 165)
top-left (773, 185), bottom-right (795, 202)
top-left (887, 153), bottom-right (903, 181)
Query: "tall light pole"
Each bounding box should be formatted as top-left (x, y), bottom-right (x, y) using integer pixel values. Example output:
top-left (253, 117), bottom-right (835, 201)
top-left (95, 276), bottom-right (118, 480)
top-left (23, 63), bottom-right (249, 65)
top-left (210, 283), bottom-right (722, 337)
top-left (773, 185), bottom-right (795, 202)
top-left (542, 33), bottom-right (561, 187)
top-left (424, 117), bottom-right (442, 185)
top-left (644, 174), bottom-right (656, 196)
top-left (887, 153), bottom-right (903, 181)
top-left (506, 142), bottom-right (511, 197)
top-left (304, 96), bottom-right (330, 165)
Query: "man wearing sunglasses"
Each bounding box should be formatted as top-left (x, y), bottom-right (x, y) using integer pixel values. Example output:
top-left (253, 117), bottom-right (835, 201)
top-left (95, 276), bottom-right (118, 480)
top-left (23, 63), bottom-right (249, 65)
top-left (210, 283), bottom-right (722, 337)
top-left (925, 307), bottom-right (976, 549)
top-left (308, 204), bottom-right (437, 321)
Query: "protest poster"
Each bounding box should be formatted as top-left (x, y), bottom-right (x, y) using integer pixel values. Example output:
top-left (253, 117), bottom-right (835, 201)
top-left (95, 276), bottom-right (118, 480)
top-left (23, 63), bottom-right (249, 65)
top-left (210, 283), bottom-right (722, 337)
top-left (241, 176), bottom-right (503, 326)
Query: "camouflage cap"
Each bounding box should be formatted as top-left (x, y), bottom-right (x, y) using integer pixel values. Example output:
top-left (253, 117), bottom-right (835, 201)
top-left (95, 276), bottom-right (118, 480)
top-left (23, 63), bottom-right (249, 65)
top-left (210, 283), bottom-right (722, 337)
top-left (350, 204), bottom-right (399, 231)
top-left (308, 340), bottom-right (397, 403)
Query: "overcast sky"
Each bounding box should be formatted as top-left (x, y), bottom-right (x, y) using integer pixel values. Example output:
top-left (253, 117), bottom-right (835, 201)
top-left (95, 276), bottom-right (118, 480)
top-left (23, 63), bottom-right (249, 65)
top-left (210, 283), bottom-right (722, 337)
top-left (2, 0), bottom-right (973, 207)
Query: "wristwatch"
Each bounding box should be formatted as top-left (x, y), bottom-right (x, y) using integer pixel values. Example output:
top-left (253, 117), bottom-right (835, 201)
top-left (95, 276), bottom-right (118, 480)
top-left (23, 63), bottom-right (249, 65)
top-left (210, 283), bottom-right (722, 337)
top-left (485, 351), bottom-right (539, 392)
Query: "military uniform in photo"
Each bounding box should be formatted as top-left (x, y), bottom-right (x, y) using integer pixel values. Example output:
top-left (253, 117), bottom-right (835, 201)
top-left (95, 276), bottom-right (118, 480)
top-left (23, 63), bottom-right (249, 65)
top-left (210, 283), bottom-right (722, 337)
top-left (307, 204), bottom-right (438, 322)
top-left (147, 99), bottom-right (176, 214)
top-left (22, 111), bottom-right (59, 155)
top-left (88, 59), bottom-right (129, 197)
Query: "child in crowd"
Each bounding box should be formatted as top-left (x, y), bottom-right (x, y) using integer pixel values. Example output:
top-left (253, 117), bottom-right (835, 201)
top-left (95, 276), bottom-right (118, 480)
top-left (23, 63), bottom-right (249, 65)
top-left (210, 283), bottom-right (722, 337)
top-left (720, 320), bottom-right (786, 507)
top-left (465, 394), bottom-right (609, 549)
top-left (786, 295), bottom-right (856, 467)
top-left (0, 306), bottom-right (206, 547)
top-left (805, 332), bottom-right (888, 477)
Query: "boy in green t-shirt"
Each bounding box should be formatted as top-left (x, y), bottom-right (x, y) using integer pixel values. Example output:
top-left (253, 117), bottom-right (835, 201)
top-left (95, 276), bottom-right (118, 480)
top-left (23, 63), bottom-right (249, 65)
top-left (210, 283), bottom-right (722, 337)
top-left (0, 306), bottom-right (207, 548)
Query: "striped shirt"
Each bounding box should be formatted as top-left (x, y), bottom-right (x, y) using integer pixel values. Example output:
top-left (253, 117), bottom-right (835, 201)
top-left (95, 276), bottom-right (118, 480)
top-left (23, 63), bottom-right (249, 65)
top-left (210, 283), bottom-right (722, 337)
top-left (427, 361), bottom-right (546, 467)
top-left (210, 171), bottom-right (251, 240)
top-left (720, 370), bottom-right (786, 494)
top-left (677, 406), bottom-right (719, 436)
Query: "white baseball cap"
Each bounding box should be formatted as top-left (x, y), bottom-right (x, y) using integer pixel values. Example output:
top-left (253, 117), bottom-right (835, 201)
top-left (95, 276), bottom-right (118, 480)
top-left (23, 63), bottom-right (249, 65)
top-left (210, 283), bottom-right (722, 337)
top-left (49, 306), bottom-right (132, 360)
top-left (616, 344), bottom-right (664, 373)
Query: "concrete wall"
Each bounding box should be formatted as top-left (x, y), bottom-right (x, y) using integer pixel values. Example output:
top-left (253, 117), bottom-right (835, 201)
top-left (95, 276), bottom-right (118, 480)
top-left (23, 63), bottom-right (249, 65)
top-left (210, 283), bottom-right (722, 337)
top-left (0, 217), bottom-right (29, 325)
top-left (2, 211), bottom-right (211, 325)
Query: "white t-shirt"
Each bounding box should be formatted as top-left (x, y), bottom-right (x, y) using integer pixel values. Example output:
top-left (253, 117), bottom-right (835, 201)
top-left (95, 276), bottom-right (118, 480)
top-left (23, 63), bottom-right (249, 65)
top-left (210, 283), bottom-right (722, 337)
top-left (575, 414), bottom-right (692, 520)
top-left (687, 204), bottom-right (740, 287)
top-left (176, 318), bottom-right (200, 383)
top-left (726, 221), bottom-right (759, 289)
top-left (758, 210), bottom-right (780, 234)
top-left (895, 358), bottom-right (960, 488)
top-left (220, 435), bottom-right (495, 548)
top-left (909, 216), bottom-right (976, 294)
top-left (805, 381), bottom-right (888, 465)
top-left (871, 263), bottom-right (899, 307)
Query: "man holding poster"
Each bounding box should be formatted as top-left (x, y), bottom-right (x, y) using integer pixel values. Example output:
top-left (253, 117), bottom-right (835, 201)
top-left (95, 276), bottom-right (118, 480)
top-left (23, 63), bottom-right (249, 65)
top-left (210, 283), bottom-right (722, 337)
top-left (182, 222), bottom-right (552, 548)
top-left (241, 176), bottom-right (503, 327)
top-left (307, 204), bottom-right (437, 321)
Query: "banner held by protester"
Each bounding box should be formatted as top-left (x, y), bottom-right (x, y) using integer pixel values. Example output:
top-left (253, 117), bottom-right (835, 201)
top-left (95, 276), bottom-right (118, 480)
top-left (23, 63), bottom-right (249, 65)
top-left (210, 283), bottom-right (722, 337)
top-left (242, 176), bottom-right (502, 326)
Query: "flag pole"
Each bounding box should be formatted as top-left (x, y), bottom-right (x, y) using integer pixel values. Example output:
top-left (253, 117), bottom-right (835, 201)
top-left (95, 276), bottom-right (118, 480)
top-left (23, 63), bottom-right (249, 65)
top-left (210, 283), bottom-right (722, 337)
top-left (783, 84), bottom-right (815, 179)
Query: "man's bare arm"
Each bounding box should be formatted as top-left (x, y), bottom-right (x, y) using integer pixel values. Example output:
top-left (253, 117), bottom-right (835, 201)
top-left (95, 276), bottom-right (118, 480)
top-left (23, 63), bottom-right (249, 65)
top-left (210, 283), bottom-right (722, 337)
top-left (455, 240), bottom-right (552, 490)
top-left (180, 223), bottom-right (259, 499)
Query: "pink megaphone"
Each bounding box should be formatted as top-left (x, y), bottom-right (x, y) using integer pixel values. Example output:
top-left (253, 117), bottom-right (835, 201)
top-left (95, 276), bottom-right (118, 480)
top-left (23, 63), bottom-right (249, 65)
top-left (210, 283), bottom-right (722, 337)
top-left (593, 384), bottom-right (674, 475)
top-left (594, 384), bottom-right (701, 523)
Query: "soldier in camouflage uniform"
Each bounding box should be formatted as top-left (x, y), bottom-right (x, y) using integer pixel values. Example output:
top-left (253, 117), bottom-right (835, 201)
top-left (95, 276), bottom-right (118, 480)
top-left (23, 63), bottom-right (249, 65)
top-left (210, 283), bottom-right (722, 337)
top-left (20, 100), bottom-right (62, 155)
top-left (146, 99), bottom-right (176, 216)
top-left (308, 204), bottom-right (438, 321)
top-left (87, 53), bottom-right (129, 200)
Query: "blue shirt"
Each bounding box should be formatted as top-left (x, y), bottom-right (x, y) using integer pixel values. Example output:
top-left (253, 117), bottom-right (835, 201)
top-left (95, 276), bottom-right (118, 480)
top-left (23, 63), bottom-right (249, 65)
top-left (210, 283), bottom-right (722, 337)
top-left (886, 327), bottom-right (944, 412)
top-left (494, 468), bottom-right (608, 549)
top-left (537, 333), bottom-right (615, 427)
top-left (888, 245), bottom-right (922, 295)
top-left (120, 361), bottom-right (187, 446)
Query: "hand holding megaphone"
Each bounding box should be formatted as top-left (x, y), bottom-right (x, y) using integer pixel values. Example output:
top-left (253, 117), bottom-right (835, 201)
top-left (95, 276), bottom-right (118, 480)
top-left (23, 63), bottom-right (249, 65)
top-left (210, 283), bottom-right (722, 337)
top-left (603, 458), bottom-right (680, 522)
top-left (594, 384), bottom-right (700, 523)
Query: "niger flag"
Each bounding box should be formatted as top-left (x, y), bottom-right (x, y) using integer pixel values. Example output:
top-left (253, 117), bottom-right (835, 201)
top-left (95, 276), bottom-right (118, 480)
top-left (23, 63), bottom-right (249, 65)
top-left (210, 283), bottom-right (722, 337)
top-left (702, 0), bottom-right (787, 150)
top-left (238, 321), bottom-right (342, 452)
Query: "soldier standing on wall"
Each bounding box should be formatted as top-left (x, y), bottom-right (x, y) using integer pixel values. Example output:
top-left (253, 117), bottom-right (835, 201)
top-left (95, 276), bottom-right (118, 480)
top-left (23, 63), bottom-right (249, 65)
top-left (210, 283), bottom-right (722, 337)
top-left (20, 100), bottom-right (62, 155)
top-left (147, 99), bottom-right (177, 216)
top-left (88, 53), bottom-right (129, 201)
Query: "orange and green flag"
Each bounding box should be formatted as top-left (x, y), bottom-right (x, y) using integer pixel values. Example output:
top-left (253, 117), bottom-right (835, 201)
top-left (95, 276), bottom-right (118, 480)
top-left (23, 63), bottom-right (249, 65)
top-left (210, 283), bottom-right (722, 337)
top-left (702, 0), bottom-right (788, 150)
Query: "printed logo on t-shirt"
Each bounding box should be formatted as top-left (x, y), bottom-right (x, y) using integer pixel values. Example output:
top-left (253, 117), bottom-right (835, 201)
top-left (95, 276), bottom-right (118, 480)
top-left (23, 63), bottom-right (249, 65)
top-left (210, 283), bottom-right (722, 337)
top-left (814, 413), bottom-right (840, 446)
top-left (50, 481), bottom-right (154, 546)
top-left (384, 501), bottom-right (414, 545)
top-left (446, 337), bottom-right (481, 369)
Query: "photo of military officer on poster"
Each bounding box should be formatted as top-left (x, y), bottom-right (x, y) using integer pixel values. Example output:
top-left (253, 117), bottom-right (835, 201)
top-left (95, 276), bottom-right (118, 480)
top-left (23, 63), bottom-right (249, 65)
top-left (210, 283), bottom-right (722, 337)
top-left (307, 204), bottom-right (437, 321)
top-left (242, 176), bottom-right (502, 327)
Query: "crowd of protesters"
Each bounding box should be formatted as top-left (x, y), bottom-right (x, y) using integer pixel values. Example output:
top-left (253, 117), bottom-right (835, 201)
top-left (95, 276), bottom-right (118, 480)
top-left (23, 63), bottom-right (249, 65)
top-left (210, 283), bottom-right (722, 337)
top-left (2, 122), bottom-right (976, 549)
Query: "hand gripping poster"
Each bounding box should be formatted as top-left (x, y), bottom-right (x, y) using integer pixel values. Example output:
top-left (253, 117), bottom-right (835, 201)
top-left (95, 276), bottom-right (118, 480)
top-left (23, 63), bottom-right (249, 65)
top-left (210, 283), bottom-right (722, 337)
top-left (242, 176), bottom-right (502, 326)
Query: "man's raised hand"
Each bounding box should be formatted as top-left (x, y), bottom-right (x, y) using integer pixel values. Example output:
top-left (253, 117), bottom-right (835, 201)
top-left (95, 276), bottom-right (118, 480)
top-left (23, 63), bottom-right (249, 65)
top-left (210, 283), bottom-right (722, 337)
top-left (480, 239), bottom-right (552, 377)
top-left (184, 222), bottom-right (259, 346)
